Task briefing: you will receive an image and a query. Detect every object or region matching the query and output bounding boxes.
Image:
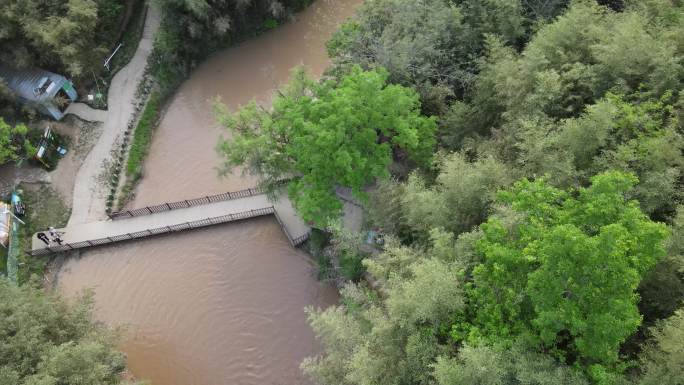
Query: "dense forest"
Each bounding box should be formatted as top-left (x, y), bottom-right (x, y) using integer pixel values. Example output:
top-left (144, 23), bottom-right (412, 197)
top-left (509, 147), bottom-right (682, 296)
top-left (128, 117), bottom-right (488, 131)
top-left (216, 0), bottom-right (684, 384)
top-left (0, 0), bottom-right (129, 79)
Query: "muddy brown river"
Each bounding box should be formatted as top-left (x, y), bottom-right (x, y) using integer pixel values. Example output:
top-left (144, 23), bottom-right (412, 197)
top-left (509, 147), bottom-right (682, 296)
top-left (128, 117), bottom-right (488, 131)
top-left (57, 1), bottom-right (363, 384)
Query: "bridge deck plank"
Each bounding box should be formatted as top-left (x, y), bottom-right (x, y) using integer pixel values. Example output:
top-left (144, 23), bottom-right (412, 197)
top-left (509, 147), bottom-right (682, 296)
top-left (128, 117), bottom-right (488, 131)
top-left (31, 194), bottom-right (309, 253)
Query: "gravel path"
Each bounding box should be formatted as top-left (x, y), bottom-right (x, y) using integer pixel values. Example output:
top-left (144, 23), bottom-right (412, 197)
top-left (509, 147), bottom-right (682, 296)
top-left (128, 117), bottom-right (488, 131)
top-left (67, 4), bottom-right (160, 226)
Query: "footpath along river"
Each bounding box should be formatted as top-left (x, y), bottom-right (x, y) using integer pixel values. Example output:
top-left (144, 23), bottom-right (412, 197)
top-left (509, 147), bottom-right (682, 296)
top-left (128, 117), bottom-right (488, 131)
top-left (56, 1), bottom-right (364, 384)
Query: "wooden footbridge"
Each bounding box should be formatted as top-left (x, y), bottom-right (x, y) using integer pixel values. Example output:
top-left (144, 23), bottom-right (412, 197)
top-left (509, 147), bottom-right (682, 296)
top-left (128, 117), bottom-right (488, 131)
top-left (29, 187), bottom-right (310, 256)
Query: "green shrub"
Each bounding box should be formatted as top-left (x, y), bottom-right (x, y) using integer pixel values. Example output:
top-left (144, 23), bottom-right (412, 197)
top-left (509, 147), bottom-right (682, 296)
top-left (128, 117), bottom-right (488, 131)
top-left (339, 251), bottom-right (366, 282)
top-left (263, 19), bottom-right (279, 30)
top-left (126, 91), bottom-right (160, 176)
top-left (308, 229), bottom-right (330, 254)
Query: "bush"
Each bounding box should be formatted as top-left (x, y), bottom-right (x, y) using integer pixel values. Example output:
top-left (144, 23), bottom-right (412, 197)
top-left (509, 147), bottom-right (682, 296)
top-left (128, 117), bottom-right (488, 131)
top-left (263, 19), bottom-right (279, 30)
top-left (126, 91), bottom-right (160, 178)
top-left (339, 251), bottom-right (366, 282)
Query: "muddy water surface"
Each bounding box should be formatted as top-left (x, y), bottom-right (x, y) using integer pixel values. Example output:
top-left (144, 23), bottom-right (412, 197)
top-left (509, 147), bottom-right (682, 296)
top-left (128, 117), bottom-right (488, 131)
top-left (133, 0), bottom-right (363, 205)
top-left (59, 218), bottom-right (337, 385)
top-left (56, 1), bottom-right (363, 384)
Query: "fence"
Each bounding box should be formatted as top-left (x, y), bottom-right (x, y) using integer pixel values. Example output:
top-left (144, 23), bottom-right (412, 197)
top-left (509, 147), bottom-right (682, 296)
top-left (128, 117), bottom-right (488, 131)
top-left (109, 186), bottom-right (266, 220)
top-left (30, 207), bottom-right (276, 256)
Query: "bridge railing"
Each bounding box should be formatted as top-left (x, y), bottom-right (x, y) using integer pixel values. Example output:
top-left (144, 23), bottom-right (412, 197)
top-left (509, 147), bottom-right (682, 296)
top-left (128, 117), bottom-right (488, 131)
top-left (30, 207), bottom-right (276, 256)
top-left (109, 186), bottom-right (266, 220)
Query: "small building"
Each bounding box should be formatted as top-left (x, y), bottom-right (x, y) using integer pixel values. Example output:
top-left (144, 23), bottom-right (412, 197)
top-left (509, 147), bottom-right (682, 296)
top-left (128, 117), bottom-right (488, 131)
top-left (0, 64), bottom-right (78, 120)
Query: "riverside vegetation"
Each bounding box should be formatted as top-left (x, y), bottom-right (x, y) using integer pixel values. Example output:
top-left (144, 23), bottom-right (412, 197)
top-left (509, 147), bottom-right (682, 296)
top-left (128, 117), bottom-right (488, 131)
top-left (0, 280), bottom-right (142, 385)
top-left (215, 0), bottom-right (684, 384)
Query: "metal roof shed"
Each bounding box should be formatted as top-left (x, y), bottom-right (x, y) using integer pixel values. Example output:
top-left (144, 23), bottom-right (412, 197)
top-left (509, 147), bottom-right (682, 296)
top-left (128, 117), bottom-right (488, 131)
top-left (0, 65), bottom-right (78, 120)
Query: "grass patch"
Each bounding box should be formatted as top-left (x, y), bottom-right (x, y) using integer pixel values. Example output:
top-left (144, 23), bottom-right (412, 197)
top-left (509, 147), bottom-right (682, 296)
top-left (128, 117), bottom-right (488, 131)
top-left (114, 90), bottom-right (161, 209)
top-left (16, 184), bottom-right (70, 283)
top-left (126, 91), bottom-right (160, 178)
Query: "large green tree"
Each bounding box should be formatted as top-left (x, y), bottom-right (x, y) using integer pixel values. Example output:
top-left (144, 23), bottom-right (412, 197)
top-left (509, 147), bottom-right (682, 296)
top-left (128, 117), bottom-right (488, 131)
top-left (216, 66), bottom-right (436, 224)
top-left (0, 280), bottom-right (137, 385)
top-left (469, 171), bottom-right (669, 370)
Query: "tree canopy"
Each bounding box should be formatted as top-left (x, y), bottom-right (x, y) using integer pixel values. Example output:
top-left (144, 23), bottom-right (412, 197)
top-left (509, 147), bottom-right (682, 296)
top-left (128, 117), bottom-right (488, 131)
top-left (216, 66), bottom-right (436, 224)
top-left (0, 280), bottom-right (137, 385)
top-left (306, 172), bottom-right (672, 385)
top-left (469, 172), bottom-right (668, 367)
top-left (0, 0), bottom-right (125, 78)
top-left (0, 118), bottom-right (35, 165)
top-left (638, 309), bottom-right (684, 385)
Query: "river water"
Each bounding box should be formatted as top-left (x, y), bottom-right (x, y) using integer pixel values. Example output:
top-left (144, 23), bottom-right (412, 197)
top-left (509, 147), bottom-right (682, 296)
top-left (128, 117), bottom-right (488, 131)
top-left (56, 1), bottom-right (363, 384)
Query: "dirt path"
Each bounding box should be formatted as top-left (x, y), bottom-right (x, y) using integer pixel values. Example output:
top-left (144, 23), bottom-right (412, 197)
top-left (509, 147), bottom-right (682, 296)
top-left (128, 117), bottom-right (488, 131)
top-left (65, 103), bottom-right (107, 122)
top-left (67, 4), bottom-right (160, 226)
